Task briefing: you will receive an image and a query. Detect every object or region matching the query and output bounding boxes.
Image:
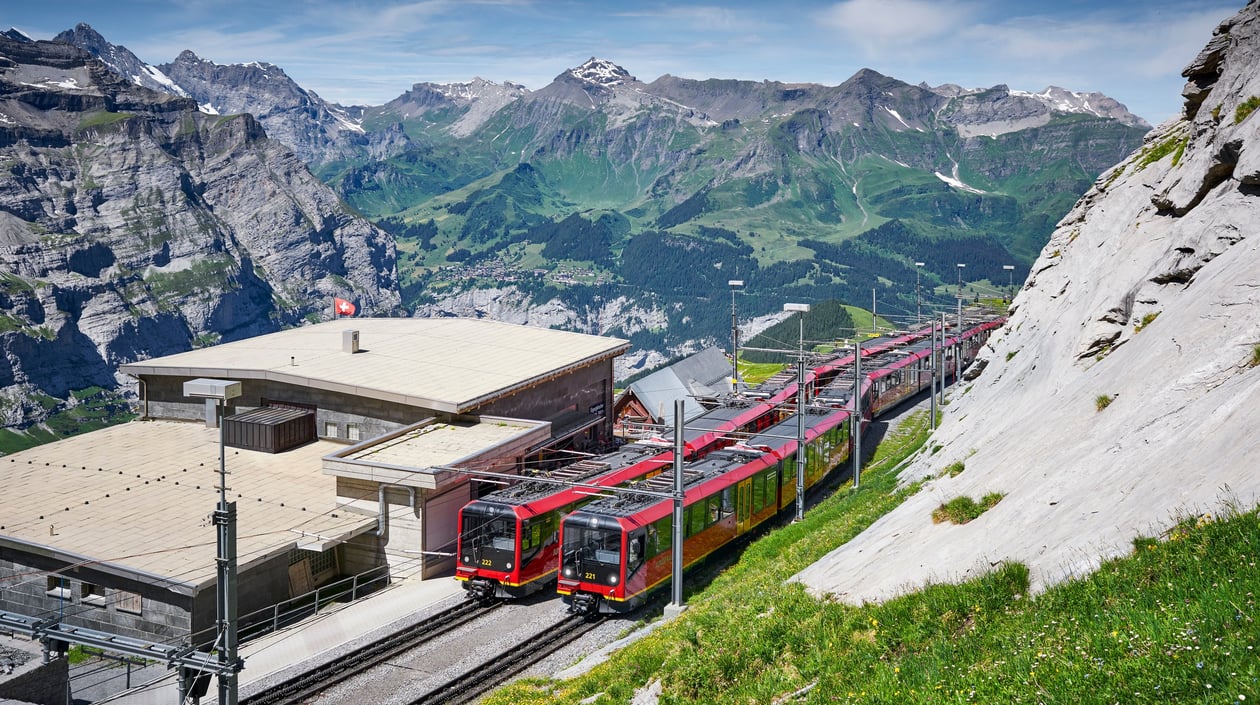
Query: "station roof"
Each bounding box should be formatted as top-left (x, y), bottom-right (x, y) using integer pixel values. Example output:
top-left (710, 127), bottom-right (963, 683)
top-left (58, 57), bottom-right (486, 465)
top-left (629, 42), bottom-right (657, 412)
top-left (621, 347), bottom-right (731, 425)
top-left (120, 318), bottom-right (630, 414)
top-left (0, 421), bottom-right (373, 594)
top-left (322, 416), bottom-right (551, 490)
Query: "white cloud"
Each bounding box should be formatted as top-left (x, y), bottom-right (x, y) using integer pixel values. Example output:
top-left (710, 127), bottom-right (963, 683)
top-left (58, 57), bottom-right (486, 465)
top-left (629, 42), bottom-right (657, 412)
top-left (816, 0), bottom-right (981, 53)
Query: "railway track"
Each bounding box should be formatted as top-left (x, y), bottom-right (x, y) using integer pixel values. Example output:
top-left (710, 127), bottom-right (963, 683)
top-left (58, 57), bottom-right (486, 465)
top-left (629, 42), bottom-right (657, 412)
top-left (241, 598), bottom-right (501, 705)
top-left (410, 613), bottom-right (598, 705)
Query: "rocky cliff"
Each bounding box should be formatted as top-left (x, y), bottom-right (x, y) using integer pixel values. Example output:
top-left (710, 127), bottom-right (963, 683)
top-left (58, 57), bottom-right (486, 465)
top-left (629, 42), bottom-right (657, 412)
top-left (157, 49), bottom-right (410, 167)
top-left (0, 36), bottom-right (401, 428)
top-left (793, 0), bottom-right (1260, 602)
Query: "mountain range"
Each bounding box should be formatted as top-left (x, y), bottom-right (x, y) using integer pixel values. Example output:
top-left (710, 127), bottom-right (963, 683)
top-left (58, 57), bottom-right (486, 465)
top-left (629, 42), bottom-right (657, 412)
top-left (0, 32), bottom-right (401, 435)
top-left (0, 22), bottom-right (1154, 435)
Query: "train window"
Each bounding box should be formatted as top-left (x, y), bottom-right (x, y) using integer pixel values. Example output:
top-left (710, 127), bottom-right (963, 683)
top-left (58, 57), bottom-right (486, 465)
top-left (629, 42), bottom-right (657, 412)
top-left (707, 495), bottom-right (721, 525)
top-left (653, 517), bottom-right (671, 556)
top-left (564, 523), bottom-right (622, 565)
top-left (721, 488), bottom-right (734, 519)
top-left (521, 519), bottom-right (543, 553)
top-left (461, 507), bottom-right (515, 555)
top-left (628, 531), bottom-right (645, 572)
top-left (751, 473), bottom-right (765, 512)
top-left (687, 504), bottom-right (706, 536)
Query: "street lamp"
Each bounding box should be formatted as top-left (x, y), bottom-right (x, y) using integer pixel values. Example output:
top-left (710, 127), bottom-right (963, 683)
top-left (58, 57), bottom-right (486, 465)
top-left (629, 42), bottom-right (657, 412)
top-left (1003, 265), bottom-right (1015, 300)
top-left (183, 378), bottom-right (243, 705)
top-left (914, 262), bottom-right (925, 324)
top-left (783, 303), bottom-right (810, 522)
top-left (729, 280), bottom-right (744, 394)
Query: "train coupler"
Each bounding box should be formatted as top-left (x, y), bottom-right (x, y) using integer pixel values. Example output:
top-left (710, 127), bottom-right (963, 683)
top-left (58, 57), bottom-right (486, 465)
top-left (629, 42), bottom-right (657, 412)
top-left (466, 578), bottom-right (498, 601)
top-left (568, 592), bottom-right (601, 617)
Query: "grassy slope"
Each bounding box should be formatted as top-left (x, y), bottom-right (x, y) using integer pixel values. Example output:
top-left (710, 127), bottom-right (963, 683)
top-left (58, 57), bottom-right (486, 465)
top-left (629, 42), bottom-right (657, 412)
top-left (487, 410), bottom-right (1260, 704)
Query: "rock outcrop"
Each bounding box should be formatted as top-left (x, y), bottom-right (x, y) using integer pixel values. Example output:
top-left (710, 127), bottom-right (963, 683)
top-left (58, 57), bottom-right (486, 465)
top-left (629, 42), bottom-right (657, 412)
top-left (792, 0), bottom-right (1260, 603)
top-left (0, 36), bottom-right (401, 428)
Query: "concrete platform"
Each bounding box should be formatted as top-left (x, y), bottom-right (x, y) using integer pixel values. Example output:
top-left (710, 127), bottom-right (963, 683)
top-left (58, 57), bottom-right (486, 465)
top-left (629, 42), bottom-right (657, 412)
top-left (91, 573), bottom-right (466, 704)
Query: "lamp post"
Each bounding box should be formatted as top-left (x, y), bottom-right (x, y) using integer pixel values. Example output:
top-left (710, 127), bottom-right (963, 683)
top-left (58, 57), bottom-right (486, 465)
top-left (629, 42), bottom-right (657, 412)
top-left (914, 262), bottom-right (925, 325)
top-left (729, 280), bottom-right (744, 394)
top-left (1003, 265), bottom-right (1015, 300)
top-left (183, 378), bottom-right (243, 705)
top-left (784, 303), bottom-right (810, 522)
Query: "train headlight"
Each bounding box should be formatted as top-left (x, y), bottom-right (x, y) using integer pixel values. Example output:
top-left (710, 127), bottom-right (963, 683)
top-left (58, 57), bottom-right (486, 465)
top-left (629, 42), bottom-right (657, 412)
top-left (462, 555), bottom-right (471, 564)
top-left (505, 562), bottom-right (513, 570)
top-left (563, 567), bottom-right (574, 577)
top-left (610, 575), bottom-right (618, 585)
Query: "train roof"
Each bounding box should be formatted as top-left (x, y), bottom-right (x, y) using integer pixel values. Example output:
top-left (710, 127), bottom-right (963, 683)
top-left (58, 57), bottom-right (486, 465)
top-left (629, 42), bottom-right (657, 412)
top-left (469, 441), bottom-right (670, 509)
top-left (567, 407), bottom-right (849, 523)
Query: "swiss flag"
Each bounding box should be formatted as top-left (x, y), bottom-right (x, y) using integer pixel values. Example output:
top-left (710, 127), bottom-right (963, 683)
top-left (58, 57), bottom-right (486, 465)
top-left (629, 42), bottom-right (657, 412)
top-left (334, 297), bottom-right (356, 316)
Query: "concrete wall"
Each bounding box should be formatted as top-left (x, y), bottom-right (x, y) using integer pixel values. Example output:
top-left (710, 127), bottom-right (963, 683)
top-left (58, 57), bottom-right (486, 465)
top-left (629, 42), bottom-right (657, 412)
top-left (420, 483), bottom-right (469, 578)
top-left (0, 550), bottom-right (194, 643)
top-left (0, 652), bottom-right (67, 705)
top-left (140, 376), bottom-right (418, 443)
top-left (139, 358), bottom-right (616, 449)
top-left (340, 533), bottom-right (387, 579)
top-left (476, 359), bottom-right (615, 447)
top-left (0, 543), bottom-right (370, 653)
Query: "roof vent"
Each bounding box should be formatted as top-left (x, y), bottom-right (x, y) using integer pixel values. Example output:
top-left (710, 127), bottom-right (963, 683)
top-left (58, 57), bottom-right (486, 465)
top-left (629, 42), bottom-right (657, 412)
top-left (343, 329), bottom-right (360, 354)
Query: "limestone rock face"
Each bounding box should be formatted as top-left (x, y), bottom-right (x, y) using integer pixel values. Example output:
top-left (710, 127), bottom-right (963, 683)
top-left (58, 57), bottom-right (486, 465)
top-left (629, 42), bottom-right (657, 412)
top-left (0, 36), bottom-right (401, 427)
top-left (792, 1), bottom-right (1260, 603)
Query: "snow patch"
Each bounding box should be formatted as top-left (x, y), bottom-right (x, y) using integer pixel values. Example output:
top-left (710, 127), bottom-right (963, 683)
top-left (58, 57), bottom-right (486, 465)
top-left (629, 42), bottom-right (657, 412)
top-left (934, 171), bottom-right (985, 194)
top-left (883, 106), bottom-right (910, 128)
top-left (138, 64), bottom-right (188, 96)
top-left (28, 78), bottom-right (83, 90)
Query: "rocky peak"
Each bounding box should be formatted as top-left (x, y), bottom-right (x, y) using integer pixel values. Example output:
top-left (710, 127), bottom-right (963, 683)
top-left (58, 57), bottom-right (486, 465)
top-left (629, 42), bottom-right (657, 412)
top-left (938, 82), bottom-right (1148, 138)
top-left (158, 48), bottom-right (374, 164)
top-left (792, 0), bottom-right (1260, 604)
top-left (441, 77), bottom-right (528, 102)
top-left (566, 57), bottom-right (636, 87)
top-left (1017, 85), bottom-right (1149, 128)
top-left (2, 27), bottom-right (33, 43)
top-left (55, 23), bottom-right (189, 98)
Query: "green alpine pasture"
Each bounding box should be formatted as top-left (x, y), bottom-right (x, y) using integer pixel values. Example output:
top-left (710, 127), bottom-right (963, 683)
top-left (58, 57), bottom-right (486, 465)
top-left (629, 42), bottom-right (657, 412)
top-left (486, 410), bottom-right (1260, 705)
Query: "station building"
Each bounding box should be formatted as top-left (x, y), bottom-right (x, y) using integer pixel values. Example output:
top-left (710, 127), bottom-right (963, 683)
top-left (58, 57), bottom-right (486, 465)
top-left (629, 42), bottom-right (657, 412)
top-left (0, 318), bottom-right (627, 647)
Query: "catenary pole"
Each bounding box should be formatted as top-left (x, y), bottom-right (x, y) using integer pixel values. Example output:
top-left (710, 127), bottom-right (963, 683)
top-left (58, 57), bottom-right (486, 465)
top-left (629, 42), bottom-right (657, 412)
top-left (930, 319), bottom-right (938, 429)
top-left (669, 399), bottom-right (685, 610)
top-left (852, 339), bottom-right (862, 488)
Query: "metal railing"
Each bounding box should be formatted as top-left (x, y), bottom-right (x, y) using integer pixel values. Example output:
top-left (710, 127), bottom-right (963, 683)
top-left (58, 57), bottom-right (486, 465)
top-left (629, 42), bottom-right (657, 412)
top-left (186, 565), bottom-right (393, 649)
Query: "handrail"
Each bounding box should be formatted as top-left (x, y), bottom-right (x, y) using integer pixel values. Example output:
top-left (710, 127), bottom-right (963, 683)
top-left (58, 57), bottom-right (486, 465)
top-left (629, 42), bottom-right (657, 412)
top-left (186, 564), bottom-right (392, 649)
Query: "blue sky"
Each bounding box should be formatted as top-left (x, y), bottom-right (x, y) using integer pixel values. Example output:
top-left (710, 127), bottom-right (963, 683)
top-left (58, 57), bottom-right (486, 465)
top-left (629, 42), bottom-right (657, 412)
top-left (5, 1), bottom-right (1244, 124)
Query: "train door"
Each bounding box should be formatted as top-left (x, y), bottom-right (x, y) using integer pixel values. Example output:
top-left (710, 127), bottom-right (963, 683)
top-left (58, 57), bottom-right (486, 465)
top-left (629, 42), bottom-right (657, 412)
top-left (736, 478), bottom-right (752, 533)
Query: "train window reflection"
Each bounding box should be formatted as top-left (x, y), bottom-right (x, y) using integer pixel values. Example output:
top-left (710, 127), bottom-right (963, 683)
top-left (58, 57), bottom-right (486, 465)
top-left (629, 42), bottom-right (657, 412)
top-left (564, 525), bottom-right (621, 565)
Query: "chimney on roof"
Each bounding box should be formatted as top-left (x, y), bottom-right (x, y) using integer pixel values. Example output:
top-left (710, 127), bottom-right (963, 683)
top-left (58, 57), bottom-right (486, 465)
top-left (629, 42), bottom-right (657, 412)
top-left (343, 329), bottom-right (360, 353)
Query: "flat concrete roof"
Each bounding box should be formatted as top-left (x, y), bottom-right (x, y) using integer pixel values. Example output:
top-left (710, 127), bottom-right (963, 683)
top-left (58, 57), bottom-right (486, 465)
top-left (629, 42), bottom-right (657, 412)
top-left (323, 416), bottom-right (550, 490)
top-left (119, 318), bottom-right (630, 414)
top-left (0, 421), bottom-right (373, 594)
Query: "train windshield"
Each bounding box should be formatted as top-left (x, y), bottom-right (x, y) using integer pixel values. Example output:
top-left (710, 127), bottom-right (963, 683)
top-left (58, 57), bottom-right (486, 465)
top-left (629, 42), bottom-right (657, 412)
top-left (459, 503), bottom-right (517, 571)
top-left (561, 518), bottom-right (623, 587)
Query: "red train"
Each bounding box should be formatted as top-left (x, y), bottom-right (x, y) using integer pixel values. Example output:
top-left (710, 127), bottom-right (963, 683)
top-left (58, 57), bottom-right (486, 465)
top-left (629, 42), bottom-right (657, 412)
top-left (455, 368), bottom-right (816, 599)
top-left (556, 315), bottom-right (1002, 614)
top-left (454, 317), bottom-right (992, 602)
